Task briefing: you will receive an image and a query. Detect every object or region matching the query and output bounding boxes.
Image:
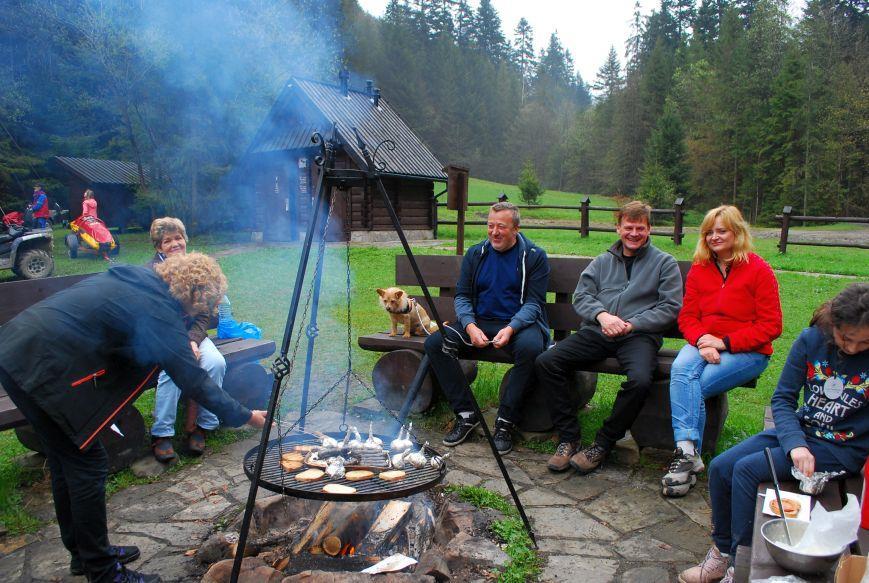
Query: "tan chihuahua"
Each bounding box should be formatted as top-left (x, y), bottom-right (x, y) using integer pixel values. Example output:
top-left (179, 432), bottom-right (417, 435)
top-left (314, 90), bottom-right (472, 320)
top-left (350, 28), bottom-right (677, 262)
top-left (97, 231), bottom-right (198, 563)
top-left (376, 287), bottom-right (438, 337)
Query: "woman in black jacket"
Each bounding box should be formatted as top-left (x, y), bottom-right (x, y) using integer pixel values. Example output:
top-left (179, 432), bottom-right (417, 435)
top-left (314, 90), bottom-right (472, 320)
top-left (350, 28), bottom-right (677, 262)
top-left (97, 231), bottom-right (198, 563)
top-left (0, 253), bottom-right (267, 583)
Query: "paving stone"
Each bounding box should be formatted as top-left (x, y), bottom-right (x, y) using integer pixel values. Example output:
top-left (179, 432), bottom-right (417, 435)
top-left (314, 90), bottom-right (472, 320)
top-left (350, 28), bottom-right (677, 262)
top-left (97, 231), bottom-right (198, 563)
top-left (620, 565), bottom-right (671, 582)
top-left (583, 484), bottom-right (681, 532)
top-left (613, 533), bottom-right (695, 562)
top-left (0, 552), bottom-right (25, 581)
top-left (114, 497), bottom-right (190, 522)
top-left (664, 489), bottom-right (712, 529)
top-left (611, 434), bottom-right (640, 466)
top-left (640, 518), bottom-right (711, 559)
top-left (520, 487), bottom-right (574, 507)
top-left (480, 477), bottom-right (523, 497)
top-left (528, 506), bottom-right (618, 541)
top-left (552, 474), bottom-right (612, 501)
top-left (443, 532), bottom-right (510, 571)
top-left (443, 468), bottom-right (482, 487)
top-left (131, 454), bottom-right (175, 478)
top-left (540, 555), bottom-right (619, 582)
top-left (537, 538), bottom-right (615, 557)
top-left (0, 533), bottom-right (29, 555)
top-left (26, 536), bottom-right (75, 580)
top-left (450, 455), bottom-right (533, 484)
top-left (138, 549), bottom-right (201, 581)
top-left (172, 495), bottom-right (233, 521)
top-left (115, 522), bottom-right (213, 547)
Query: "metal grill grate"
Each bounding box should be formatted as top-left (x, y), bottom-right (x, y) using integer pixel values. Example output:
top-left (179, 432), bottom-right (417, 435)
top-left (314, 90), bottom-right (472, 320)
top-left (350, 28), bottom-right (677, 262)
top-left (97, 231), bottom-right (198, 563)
top-left (243, 432), bottom-right (446, 502)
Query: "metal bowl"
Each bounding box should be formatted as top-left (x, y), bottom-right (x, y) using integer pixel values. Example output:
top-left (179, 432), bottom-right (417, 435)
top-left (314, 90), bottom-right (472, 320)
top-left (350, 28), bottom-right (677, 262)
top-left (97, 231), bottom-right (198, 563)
top-left (760, 519), bottom-right (846, 575)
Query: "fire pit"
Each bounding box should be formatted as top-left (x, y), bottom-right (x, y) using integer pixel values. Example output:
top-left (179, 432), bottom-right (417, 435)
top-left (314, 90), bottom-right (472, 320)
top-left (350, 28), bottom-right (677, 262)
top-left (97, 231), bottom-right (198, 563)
top-left (243, 432), bottom-right (446, 502)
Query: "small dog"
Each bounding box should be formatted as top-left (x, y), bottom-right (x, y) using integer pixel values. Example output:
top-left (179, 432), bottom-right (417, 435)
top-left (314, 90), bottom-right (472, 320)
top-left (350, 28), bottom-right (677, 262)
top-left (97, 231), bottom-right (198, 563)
top-left (376, 287), bottom-right (438, 338)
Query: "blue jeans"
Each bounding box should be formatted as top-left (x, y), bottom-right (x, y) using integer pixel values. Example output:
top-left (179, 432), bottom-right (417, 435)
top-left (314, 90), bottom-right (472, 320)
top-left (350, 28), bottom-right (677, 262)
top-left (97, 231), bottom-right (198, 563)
top-left (708, 430), bottom-right (847, 555)
top-left (670, 345), bottom-right (769, 452)
top-left (151, 337), bottom-right (225, 437)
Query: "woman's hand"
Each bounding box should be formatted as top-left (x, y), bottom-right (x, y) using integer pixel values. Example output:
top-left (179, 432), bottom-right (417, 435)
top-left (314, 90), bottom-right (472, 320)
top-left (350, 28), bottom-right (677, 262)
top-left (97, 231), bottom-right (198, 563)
top-left (247, 410), bottom-right (269, 428)
top-left (790, 446), bottom-right (816, 477)
top-left (697, 334), bottom-right (726, 351)
top-left (699, 346), bottom-right (721, 364)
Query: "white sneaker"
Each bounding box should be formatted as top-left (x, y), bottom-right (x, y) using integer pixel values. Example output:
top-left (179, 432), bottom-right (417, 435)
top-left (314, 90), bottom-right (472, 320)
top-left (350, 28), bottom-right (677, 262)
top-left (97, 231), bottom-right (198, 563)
top-left (662, 447), bottom-right (705, 497)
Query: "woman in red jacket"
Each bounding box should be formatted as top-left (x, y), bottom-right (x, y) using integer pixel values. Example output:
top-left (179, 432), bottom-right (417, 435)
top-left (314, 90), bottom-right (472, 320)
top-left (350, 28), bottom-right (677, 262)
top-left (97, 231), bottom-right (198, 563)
top-left (662, 205), bottom-right (782, 497)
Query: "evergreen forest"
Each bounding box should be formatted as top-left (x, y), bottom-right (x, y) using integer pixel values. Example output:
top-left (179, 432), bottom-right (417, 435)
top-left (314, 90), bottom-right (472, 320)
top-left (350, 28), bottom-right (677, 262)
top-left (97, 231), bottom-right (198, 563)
top-left (0, 0), bottom-right (866, 225)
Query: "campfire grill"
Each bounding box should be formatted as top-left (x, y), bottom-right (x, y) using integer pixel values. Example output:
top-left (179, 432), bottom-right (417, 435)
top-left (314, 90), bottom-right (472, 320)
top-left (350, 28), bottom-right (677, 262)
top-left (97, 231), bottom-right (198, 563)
top-left (243, 433), bottom-right (446, 502)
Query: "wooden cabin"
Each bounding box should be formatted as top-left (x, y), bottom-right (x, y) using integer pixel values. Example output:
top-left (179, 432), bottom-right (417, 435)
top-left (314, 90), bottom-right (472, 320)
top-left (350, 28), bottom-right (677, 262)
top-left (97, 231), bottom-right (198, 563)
top-left (244, 76), bottom-right (447, 242)
top-left (52, 157), bottom-right (148, 231)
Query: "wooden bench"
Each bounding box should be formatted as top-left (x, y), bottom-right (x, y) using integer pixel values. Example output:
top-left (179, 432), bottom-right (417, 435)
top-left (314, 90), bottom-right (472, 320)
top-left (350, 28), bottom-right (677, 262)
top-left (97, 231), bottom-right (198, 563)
top-left (0, 273), bottom-right (276, 470)
top-left (358, 254), bottom-right (759, 451)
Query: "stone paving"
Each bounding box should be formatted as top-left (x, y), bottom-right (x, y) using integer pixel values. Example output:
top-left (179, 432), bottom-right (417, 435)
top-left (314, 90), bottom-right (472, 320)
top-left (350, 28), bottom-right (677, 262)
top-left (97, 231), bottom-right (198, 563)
top-left (0, 409), bottom-right (712, 582)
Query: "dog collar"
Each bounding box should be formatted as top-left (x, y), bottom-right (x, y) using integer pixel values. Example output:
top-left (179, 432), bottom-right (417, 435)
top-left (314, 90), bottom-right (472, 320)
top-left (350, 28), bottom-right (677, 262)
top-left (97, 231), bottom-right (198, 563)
top-left (395, 298), bottom-right (415, 314)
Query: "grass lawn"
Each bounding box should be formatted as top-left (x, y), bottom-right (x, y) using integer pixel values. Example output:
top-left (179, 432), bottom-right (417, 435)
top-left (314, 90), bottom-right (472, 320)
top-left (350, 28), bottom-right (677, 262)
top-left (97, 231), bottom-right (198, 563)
top-left (0, 184), bottom-right (865, 535)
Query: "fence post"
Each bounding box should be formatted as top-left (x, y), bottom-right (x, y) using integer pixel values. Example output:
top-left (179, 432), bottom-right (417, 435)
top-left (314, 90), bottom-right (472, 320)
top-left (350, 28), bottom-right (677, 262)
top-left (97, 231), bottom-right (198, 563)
top-left (580, 196), bottom-right (590, 238)
top-left (778, 206), bottom-right (792, 254)
top-left (673, 198), bottom-right (684, 246)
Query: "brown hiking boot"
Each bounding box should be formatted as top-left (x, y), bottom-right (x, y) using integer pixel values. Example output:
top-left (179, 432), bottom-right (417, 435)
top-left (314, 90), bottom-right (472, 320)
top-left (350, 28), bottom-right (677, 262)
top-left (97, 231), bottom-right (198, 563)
top-left (151, 437), bottom-right (177, 463)
top-left (187, 427), bottom-right (207, 456)
top-left (569, 442), bottom-right (608, 475)
top-left (678, 546), bottom-right (729, 583)
top-left (547, 441), bottom-right (580, 472)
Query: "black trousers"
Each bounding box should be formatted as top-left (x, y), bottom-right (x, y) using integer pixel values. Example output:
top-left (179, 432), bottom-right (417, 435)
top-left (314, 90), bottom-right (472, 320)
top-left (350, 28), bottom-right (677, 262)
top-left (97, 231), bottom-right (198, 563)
top-left (535, 328), bottom-right (661, 448)
top-left (0, 368), bottom-right (116, 583)
top-left (424, 319), bottom-right (547, 423)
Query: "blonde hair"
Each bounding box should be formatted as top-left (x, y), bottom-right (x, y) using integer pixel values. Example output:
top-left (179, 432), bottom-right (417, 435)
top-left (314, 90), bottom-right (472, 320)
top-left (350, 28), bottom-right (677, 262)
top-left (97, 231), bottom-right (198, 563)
top-left (694, 205), bottom-right (753, 264)
top-left (155, 252), bottom-right (227, 315)
top-left (616, 201), bottom-right (651, 226)
top-left (150, 217), bottom-right (188, 249)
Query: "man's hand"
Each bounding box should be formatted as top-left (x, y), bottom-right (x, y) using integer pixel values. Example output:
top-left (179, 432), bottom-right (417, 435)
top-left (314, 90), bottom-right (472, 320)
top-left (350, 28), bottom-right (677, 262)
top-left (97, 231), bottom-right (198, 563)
top-left (247, 410), bottom-right (269, 428)
top-left (790, 446), bottom-right (815, 477)
top-left (699, 346), bottom-right (721, 364)
top-left (697, 334), bottom-right (726, 351)
top-left (465, 323), bottom-right (490, 348)
top-left (190, 341), bottom-right (201, 361)
top-left (596, 312), bottom-right (630, 337)
top-left (491, 326), bottom-right (514, 349)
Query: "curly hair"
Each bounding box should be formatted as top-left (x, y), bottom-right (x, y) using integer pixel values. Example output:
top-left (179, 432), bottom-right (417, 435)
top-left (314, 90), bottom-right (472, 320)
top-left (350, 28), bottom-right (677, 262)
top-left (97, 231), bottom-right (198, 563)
top-left (155, 252), bottom-right (227, 315)
top-left (694, 205), bottom-right (753, 265)
top-left (150, 217), bottom-right (188, 249)
top-left (810, 283), bottom-right (869, 336)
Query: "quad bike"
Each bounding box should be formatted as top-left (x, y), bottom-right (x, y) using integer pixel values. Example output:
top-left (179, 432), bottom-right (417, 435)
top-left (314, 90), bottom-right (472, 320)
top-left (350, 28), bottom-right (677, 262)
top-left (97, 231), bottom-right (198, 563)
top-left (66, 215), bottom-right (120, 259)
top-left (0, 216), bottom-right (55, 279)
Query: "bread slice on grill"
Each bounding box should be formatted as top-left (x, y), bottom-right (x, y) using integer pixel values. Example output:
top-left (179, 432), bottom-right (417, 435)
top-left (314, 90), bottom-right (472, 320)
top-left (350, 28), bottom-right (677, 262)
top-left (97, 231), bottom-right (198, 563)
top-left (295, 469), bottom-right (325, 482)
top-left (322, 483), bottom-right (356, 494)
top-left (379, 470), bottom-right (406, 482)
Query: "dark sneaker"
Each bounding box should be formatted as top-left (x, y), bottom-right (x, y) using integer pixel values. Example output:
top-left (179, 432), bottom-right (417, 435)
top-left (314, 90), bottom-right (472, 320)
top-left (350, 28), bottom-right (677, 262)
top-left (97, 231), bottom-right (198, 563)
top-left (187, 426), bottom-right (207, 456)
top-left (570, 442), bottom-right (608, 475)
top-left (662, 448), bottom-right (705, 498)
top-left (113, 564), bottom-right (162, 583)
top-left (70, 545), bottom-right (141, 576)
top-left (547, 441), bottom-right (580, 472)
top-left (151, 437), bottom-right (176, 463)
top-left (443, 414), bottom-right (480, 446)
top-left (492, 419), bottom-right (514, 455)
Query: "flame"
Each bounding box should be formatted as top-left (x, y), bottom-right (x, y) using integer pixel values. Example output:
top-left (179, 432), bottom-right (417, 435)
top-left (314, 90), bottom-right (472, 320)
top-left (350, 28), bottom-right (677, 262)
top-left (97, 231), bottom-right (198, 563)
top-left (339, 543), bottom-right (355, 557)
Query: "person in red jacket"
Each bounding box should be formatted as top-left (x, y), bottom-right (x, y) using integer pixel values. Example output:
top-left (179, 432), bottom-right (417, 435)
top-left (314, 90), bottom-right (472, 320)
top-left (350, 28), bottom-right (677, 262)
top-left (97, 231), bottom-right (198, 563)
top-left (31, 184), bottom-right (51, 228)
top-left (662, 205), bottom-right (782, 497)
top-left (82, 189), bottom-right (98, 218)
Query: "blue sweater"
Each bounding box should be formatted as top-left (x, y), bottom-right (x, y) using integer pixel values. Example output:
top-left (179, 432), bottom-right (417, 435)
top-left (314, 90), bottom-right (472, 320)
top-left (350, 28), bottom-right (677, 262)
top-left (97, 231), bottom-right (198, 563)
top-left (772, 326), bottom-right (869, 473)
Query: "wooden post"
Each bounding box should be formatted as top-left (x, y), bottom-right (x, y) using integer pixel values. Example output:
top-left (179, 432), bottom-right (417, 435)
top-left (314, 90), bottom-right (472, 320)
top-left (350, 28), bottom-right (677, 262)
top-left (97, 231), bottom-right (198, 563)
top-left (444, 163), bottom-right (469, 256)
top-left (580, 196), bottom-right (590, 238)
top-left (673, 198), bottom-right (684, 246)
top-left (779, 206), bottom-right (792, 254)
top-left (456, 205), bottom-right (465, 256)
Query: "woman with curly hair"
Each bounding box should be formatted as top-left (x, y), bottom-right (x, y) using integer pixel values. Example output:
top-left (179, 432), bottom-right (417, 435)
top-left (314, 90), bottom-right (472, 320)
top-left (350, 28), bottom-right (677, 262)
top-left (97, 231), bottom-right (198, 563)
top-left (679, 283), bottom-right (869, 583)
top-left (663, 205), bottom-right (782, 497)
top-left (0, 253), bottom-right (267, 583)
top-left (147, 217), bottom-right (227, 462)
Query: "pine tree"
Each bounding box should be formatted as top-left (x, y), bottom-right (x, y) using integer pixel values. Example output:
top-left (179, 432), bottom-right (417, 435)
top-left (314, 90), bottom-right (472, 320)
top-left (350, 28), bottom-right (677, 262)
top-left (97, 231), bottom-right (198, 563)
top-left (454, 0), bottom-right (475, 47)
top-left (513, 17), bottom-right (535, 104)
top-left (593, 46), bottom-right (624, 99)
top-left (518, 159), bottom-right (544, 204)
top-left (644, 101), bottom-right (690, 198)
top-left (473, 0), bottom-right (507, 61)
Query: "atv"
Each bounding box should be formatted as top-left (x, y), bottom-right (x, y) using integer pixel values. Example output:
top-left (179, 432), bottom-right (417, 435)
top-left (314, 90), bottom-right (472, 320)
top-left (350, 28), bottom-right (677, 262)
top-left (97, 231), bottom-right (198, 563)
top-left (0, 221), bottom-right (55, 279)
top-left (65, 215), bottom-right (119, 259)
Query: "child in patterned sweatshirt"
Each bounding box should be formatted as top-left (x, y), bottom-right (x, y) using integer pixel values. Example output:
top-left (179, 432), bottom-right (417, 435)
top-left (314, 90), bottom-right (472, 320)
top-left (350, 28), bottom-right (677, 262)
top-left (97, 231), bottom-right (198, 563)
top-left (679, 282), bottom-right (869, 583)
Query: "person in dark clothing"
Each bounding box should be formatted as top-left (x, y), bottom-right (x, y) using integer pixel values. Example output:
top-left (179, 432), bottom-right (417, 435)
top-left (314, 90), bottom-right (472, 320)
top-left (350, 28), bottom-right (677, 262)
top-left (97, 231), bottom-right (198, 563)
top-left (536, 201), bottom-right (683, 475)
top-left (424, 202), bottom-right (550, 455)
top-left (0, 253), bottom-right (267, 583)
top-left (679, 283), bottom-right (869, 583)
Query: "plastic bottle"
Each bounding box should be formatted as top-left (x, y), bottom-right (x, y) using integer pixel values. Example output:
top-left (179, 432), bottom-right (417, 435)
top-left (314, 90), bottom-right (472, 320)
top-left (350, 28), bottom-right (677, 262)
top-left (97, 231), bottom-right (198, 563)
top-left (217, 296), bottom-right (235, 338)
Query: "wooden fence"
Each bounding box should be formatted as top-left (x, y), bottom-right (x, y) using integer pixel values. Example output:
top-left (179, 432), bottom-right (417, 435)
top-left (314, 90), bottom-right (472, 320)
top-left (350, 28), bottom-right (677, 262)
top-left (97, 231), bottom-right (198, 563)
top-left (776, 206), bottom-right (869, 253)
top-left (436, 196), bottom-right (685, 254)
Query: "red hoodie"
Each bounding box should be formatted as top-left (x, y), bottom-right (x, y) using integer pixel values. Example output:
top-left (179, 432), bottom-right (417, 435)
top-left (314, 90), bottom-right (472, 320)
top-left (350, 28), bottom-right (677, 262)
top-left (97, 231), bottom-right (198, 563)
top-left (678, 252), bottom-right (782, 355)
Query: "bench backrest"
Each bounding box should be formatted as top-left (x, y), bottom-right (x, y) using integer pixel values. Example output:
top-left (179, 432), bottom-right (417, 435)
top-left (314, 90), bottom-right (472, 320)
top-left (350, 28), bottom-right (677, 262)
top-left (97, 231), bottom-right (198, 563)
top-left (395, 254), bottom-right (692, 340)
top-left (0, 273), bottom-right (96, 326)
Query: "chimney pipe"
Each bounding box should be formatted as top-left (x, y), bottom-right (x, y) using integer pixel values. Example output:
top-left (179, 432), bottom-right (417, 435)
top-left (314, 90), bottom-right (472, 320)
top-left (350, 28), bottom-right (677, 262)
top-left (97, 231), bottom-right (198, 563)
top-left (365, 80), bottom-right (373, 95)
top-left (373, 88), bottom-right (381, 107)
top-left (339, 69), bottom-right (349, 97)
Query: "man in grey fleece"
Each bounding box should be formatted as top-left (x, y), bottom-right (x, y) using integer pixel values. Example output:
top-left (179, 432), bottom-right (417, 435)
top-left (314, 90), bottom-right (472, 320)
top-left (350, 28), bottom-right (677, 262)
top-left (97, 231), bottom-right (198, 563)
top-left (535, 201), bottom-right (682, 475)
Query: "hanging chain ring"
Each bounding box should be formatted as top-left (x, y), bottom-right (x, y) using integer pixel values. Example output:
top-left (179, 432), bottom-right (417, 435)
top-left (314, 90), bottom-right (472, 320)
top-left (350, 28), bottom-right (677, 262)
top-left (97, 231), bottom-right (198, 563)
top-left (370, 139), bottom-right (395, 172)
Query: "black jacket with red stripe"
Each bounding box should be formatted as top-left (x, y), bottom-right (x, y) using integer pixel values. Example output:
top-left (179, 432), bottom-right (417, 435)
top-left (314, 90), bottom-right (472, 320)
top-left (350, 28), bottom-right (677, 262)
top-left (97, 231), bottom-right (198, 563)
top-left (0, 265), bottom-right (251, 449)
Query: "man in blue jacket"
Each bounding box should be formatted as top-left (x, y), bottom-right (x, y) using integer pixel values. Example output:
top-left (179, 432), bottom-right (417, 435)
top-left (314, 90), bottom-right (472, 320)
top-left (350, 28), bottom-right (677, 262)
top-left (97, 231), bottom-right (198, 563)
top-left (424, 202), bottom-right (550, 455)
